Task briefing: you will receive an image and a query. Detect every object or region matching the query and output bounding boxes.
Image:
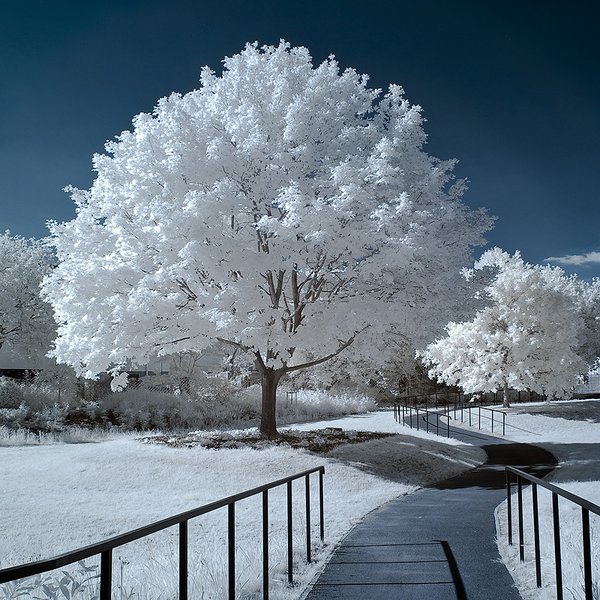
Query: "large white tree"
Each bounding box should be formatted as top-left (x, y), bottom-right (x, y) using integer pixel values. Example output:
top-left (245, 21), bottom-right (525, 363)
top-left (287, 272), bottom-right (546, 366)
top-left (420, 248), bottom-right (594, 407)
top-left (0, 232), bottom-right (55, 360)
top-left (43, 42), bottom-right (491, 436)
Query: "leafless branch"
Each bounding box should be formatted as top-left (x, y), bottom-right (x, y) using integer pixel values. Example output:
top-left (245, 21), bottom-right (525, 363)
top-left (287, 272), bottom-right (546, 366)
top-left (216, 337), bottom-right (252, 352)
top-left (283, 326), bottom-right (368, 373)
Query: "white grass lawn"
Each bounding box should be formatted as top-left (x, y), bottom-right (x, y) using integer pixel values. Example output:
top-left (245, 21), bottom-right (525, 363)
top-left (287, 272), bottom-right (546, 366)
top-left (0, 410), bottom-right (484, 600)
top-left (490, 400), bottom-right (600, 600)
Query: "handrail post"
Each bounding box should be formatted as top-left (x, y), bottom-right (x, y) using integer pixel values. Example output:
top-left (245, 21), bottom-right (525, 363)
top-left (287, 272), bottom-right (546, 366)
top-left (582, 508), bottom-right (593, 600)
top-left (491, 409), bottom-right (494, 433)
top-left (262, 490), bottom-right (269, 600)
top-left (503, 412), bottom-right (506, 436)
top-left (506, 469), bottom-right (512, 546)
top-left (517, 476), bottom-right (525, 562)
top-left (532, 483), bottom-right (542, 587)
top-left (552, 492), bottom-right (563, 600)
top-left (100, 549), bottom-right (112, 600)
top-left (228, 503), bottom-right (236, 600)
top-left (287, 481), bottom-right (293, 584)
top-left (319, 468), bottom-right (325, 542)
top-left (179, 521), bottom-right (188, 600)
top-left (305, 474), bottom-right (312, 563)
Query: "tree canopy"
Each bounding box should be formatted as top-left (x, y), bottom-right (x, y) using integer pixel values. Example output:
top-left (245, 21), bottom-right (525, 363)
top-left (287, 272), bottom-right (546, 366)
top-left (43, 42), bottom-right (492, 435)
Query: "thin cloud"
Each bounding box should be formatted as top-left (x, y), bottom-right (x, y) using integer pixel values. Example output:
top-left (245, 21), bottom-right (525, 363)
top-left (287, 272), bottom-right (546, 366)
top-left (545, 251), bottom-right (600, 266)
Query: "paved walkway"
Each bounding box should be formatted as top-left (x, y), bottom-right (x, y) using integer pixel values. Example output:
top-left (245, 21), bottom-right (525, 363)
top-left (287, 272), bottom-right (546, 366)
top-left (305, 414), bottom-right (557, 600)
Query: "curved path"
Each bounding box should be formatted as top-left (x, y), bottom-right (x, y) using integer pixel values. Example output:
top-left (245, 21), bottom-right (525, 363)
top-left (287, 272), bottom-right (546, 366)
top-left (304, 415), bottom-right (557, 600)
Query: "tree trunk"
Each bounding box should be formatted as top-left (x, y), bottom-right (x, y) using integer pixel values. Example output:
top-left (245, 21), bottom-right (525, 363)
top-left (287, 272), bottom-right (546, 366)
top-left (259, 366), bottom-right (283, 438)
top-left (502, 383), bottom-right (511, 408)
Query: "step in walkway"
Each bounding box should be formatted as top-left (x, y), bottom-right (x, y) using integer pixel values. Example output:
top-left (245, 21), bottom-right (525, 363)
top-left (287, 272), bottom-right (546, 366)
top-left (305, 417), bottom-right (557, 600)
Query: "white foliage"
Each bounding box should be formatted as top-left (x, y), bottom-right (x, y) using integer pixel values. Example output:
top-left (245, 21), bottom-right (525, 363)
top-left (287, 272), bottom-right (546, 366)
top-left (421, 248), bottom-right (594, 399)
top-left (43, 41), bottom-right (491, 386)
top-left (0, 232), bottom-right (55, 359)
top-left (110, 371), bottom-right (129, 392)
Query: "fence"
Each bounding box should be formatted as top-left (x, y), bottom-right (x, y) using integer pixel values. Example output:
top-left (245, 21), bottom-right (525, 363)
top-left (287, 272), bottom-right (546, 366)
top-left (0, 466), bottom-right (325, 600)
top-left (505, 466), bottom-right (600, 600)
top-left (398, 390), bottom-right (546, 409)
top-left (573, 372), bottom-right (600, 397)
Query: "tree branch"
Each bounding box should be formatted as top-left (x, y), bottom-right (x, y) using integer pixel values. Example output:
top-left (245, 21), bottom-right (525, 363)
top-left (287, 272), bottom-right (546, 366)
top-left (283, 326), bottom-right (367, 374)
top-left (216, 337), bottom-right (252, 352)
top-left (154, 336), bottom-right (192, 347)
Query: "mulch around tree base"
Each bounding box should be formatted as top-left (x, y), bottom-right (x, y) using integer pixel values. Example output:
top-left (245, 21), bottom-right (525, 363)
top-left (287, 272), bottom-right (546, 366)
top-left (144, 428), bottom-right (395, 453)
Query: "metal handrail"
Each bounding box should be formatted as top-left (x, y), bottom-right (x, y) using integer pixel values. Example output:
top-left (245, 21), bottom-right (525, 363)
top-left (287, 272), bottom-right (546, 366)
top-left (393, 401), bottom-right (510, 439)
top-left (505, 466), bottom-right (600, 600)
top-left (398, 389), bottom-right (546, 407)
top-left (0, 465), bottom-right (326, 600)
top-left (395, 395), bottom-right (508, 436)
top-left (393, 402), bottom-right (451, 437)
top-left (451, 402), bottom-right (507, 436)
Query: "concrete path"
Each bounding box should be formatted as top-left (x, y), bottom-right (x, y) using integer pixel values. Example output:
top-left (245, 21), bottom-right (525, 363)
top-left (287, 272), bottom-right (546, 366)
top-left (305, 413), bottom-right (557, 600)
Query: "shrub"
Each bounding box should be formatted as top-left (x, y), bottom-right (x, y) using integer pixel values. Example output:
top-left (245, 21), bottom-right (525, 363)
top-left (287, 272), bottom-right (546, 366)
top-left (0, 372), bottom-right (377, 435)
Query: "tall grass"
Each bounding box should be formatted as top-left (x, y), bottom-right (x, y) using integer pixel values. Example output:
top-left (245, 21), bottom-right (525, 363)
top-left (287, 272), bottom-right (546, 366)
top-left (0, 426), bottom-right (128, 446)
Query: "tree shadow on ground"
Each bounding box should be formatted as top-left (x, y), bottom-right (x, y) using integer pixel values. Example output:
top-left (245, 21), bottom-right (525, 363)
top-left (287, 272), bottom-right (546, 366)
top-left (324, 434), bottom-right (487, 486)
top-left (432, 443), bottom-right (557, 490)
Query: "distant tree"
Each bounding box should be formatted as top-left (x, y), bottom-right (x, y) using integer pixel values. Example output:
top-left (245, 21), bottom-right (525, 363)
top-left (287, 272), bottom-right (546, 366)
top-left (420, 248), bottom-right (590, 407)
top-left (0, 232), bottom-right (55, 358)
top-left (563, 277), bottom-right (600, 368)
top-left (43, 42), bottom-right (491, 437)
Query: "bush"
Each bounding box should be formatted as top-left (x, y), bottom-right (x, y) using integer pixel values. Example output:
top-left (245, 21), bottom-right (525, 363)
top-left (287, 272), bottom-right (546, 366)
top-left (0, 378), bottom-right (69, 432)
top-left (276, 388), bottom-right (376, 425)
top-left (0, 372), bottom-right (378, 435)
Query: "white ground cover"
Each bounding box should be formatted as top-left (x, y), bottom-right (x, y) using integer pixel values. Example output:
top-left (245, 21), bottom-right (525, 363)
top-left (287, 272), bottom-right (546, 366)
top-left (491, 400), bottom-right (600, 600)
top-left (0, 410), bottom-right (484, 600)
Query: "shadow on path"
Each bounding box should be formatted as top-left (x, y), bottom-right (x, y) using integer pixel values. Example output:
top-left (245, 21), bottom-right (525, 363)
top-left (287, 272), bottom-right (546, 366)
top-left (433, 443), bottom-right (556, 490)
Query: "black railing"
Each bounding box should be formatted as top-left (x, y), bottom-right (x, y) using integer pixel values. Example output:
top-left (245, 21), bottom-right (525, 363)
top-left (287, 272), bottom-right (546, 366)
top-left (450, 402), bottom-right (507, 436)
top-left (394, 401), bottom-right (507, 437)
top-left (398, 389), bottom-right (546, 407)
top-left (393, 403), bottom-right (451, 437)
top-left (0, 466), bottom-right (325, 600)
top-left (505, 466), bottom-right (600, 600)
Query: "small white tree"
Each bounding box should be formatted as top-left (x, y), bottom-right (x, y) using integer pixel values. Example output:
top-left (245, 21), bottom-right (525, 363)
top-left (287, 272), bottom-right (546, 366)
top-left (0, 232), bottom-right (55, 359)
top-left (421, 248), bottom-right (591, 407)
top-left (43, 42), bottom-right (491, 436)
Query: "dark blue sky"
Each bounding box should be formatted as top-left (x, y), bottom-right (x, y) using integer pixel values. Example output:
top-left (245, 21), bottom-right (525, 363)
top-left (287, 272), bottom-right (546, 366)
top-left (2, 1), bottom-right (599, 277)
